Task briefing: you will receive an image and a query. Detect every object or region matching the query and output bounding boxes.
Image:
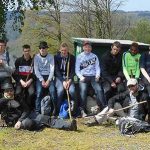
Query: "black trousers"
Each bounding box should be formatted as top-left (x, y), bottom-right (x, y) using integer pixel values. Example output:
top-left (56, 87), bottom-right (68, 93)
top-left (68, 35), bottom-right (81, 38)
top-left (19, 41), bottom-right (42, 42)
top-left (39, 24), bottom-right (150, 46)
top-left (15, 82), bottom-right (35, 110)
top-left (21, 114), bottom-right (72, 131)
top-left (103, 80), bottom-right (125, 101)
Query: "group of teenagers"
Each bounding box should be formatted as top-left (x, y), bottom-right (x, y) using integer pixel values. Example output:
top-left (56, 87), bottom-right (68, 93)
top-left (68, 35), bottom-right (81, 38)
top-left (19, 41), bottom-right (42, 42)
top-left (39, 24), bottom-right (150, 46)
top-left (0, 38), bottom-right (150, 132)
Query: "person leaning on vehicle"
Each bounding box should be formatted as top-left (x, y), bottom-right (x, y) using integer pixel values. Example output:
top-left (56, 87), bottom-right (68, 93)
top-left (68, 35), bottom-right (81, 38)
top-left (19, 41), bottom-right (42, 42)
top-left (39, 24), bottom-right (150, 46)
top-left (75, 41), bottom-right (107, 118)
top-left (101, 41), bottom-right (125, 100)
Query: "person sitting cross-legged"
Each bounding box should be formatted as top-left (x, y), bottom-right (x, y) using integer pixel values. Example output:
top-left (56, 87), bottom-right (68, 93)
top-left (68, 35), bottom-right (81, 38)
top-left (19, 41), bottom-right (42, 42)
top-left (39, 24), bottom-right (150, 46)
top-left (101, 41), bottom-right (125, 101)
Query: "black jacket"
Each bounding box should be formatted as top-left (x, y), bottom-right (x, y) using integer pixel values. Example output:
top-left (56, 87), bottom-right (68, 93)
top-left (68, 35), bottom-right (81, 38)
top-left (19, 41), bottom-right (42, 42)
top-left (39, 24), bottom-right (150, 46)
top-left (54, 53), bottom-right (75, 81)
top-left (0, 98), bottom-right (29, 126)
top-left (108, 89), bottom-right (150, 119)
top-left (15, 56), bottom-right (35, 82)
top-left (101, 51), bottom-right (124, 83)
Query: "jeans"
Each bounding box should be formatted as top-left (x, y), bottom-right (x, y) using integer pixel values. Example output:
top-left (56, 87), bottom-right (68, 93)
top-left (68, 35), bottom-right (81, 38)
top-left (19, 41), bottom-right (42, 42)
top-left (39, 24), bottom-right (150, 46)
top-left (55, 77), bottom-right (76, 114)
top-left (79, 76), bottom-right (107, 112)
top-left (15, 82), bottom-right (35, 110)
top-left (35, 78), bottom-right (56, 114)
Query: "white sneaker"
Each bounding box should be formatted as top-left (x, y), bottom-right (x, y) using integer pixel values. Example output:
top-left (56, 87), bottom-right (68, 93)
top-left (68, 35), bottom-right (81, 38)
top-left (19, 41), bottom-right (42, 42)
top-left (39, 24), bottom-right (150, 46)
top-left (81, 110), bottom-right (87, 118)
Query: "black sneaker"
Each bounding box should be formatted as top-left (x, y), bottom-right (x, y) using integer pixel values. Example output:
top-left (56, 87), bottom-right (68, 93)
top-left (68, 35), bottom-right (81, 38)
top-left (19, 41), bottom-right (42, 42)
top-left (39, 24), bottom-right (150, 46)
top-left (70, 119), bottom-right (77, 131)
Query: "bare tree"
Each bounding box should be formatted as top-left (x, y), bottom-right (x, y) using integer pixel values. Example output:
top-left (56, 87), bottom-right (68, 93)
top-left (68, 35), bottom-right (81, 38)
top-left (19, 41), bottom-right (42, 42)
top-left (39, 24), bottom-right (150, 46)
top-left (67, 0), bottom-right (128, 39)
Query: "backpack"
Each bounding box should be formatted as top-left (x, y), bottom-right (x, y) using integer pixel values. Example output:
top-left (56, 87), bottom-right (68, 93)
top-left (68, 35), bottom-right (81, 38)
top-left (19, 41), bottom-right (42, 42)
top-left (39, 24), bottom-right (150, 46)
top-left (59, 100), bottom-right (69, 119)
top-left (41, 96), bottom-right (52, 116)
top-left (118, 117), bottom-right (150, 135)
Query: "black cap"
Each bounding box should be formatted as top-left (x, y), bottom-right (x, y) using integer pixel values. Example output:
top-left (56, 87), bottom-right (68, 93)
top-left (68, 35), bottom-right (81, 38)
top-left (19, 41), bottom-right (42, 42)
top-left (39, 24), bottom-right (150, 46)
top-left (39, 41), bottom-right (49, 49)
top-left (1, 83), bottom-right (13, 90)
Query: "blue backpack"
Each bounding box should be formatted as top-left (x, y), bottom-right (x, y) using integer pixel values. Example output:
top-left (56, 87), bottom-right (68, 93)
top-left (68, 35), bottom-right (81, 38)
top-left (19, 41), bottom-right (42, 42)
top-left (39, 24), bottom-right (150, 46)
top-left (59, 100), bottom-right (69, 119)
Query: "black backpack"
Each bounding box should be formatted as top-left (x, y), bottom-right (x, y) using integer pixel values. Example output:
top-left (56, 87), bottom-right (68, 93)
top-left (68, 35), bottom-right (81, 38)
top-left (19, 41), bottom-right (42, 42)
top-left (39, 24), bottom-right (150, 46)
top-left (118, 117), bottom-right (150, 135)
top-left (41, 96), bottom-right (52, 116)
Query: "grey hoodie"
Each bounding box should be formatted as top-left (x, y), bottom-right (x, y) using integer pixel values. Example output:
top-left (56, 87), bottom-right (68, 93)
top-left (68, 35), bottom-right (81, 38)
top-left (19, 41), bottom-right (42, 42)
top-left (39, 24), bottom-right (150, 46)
top-left (0, 50), bottom-right (15, 78)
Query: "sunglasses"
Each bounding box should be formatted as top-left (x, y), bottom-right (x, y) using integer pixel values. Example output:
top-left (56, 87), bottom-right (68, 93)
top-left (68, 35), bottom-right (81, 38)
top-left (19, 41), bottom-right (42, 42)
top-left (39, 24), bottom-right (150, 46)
top-left (39, 47), bottom-right (47, 49)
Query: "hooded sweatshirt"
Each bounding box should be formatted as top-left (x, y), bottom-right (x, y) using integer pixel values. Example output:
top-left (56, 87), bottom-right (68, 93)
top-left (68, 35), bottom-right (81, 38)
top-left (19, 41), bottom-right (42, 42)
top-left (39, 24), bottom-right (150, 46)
top-left (75, 52), bottom-right (100, 79)
top-left (0, 50), bottom-right (15, 78)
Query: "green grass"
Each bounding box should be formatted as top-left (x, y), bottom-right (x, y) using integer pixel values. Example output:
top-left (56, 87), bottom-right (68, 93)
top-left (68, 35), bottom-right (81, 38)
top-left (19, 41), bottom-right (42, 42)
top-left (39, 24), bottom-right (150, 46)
top-left (0, 118), bottom-right (150, 150)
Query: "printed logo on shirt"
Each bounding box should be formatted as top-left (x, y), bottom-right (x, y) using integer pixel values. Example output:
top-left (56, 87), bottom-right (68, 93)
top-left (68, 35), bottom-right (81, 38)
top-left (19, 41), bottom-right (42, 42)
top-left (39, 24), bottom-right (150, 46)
top-left (19, 66), bottom-right (32, 75)
top-left (80, 57), bottom-right (96, 70)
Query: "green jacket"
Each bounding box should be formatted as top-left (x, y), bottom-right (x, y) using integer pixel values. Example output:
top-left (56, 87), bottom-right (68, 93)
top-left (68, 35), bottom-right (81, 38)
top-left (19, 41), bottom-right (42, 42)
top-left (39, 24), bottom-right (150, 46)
top-left (122, 51), bottom-right (141, 80)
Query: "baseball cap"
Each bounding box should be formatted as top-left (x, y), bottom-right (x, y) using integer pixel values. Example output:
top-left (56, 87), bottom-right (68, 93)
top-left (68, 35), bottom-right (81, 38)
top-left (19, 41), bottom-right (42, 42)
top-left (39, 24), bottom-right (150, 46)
top-left (83, 41), bottom-right (91, 46)
top-left (127, 78), bottom-right (138, 87)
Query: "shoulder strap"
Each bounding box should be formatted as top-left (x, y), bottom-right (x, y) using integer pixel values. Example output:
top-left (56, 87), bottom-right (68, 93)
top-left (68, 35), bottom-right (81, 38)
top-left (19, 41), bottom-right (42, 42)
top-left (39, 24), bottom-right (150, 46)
top-left (6, 51), bottom-right (10, 65)
top-left (66, 54), bottom-right (70, 80)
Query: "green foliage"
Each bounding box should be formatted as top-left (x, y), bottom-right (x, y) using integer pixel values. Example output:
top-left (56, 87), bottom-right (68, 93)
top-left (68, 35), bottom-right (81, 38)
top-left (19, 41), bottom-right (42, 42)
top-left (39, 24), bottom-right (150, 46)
top-left (0, 1), bottom-right (8, 39)
top-left (127, 19), bottom-right (150, 43)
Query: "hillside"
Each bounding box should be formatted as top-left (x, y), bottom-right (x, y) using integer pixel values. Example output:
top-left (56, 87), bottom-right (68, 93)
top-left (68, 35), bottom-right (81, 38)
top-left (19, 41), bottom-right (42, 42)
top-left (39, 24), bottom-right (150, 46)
top-left (5, 10), bottom-right (150, 56)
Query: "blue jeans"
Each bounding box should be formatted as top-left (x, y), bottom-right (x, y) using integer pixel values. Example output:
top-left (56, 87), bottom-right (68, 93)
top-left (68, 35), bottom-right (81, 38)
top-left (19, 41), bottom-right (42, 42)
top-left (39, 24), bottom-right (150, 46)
top-left (79, 76), bottom-right (107, 112)
top-left (35, 78), bottom-right (56, 113)
top-left (55, 77), bottom-right (76, 114)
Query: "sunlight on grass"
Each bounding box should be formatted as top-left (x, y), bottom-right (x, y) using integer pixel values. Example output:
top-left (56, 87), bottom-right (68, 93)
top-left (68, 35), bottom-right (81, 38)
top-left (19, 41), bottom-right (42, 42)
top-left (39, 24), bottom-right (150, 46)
top-left (0, 119), bottom-right (150, 150)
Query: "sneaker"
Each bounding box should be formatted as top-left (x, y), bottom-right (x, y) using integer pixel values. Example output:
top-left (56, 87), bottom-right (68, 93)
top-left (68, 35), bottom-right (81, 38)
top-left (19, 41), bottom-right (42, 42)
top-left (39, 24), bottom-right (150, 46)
top-left (70, 119), bottom-right (77, 131)
top-left (81, 110), bottom-right (87, 118)
top-left (84, 116), bottom-right (98, 127)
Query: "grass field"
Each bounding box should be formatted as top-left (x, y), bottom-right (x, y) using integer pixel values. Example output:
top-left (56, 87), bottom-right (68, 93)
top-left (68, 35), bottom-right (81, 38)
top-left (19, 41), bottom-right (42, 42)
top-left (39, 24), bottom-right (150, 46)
top-left (0, 118), bottom-right (150, 150)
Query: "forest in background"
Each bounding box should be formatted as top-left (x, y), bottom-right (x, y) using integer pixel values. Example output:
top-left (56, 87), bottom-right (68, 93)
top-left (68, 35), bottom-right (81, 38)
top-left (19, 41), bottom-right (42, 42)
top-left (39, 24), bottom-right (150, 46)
top-left (1, 0), bottom-right (150, 56)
